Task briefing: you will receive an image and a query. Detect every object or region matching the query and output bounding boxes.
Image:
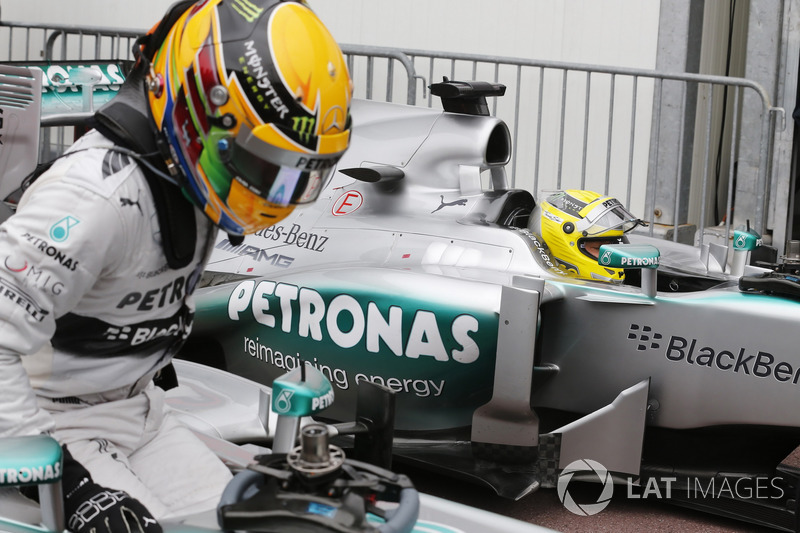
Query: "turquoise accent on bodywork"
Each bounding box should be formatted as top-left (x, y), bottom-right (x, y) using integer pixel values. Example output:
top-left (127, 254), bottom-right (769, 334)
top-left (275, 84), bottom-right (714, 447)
top-left (0, 435), bottom-right (62, 487)
top-left (678, 290), bottom-right (800, 307)
top-left (194, 270), bottom-right (500, 431)
top-left (0, 519), bottom-right (53, 533)
top-left (549, 277), bottom-right (800, 309)
top-left (272, 365), bottom-right (334, 416)
top-left (733, 228), bottom-right (762, 251)
top-left (598, 244), bottom-right (660, 269)
top-left (0, 437), bottom-right (63, 532)
top-left (545, 273), bottom-right (800, 351)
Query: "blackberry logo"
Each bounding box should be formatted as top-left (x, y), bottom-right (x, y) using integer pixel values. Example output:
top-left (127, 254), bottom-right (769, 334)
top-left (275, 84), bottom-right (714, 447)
top-left (628, 324), bottom-right (662, 351)
top-left (104, 326), bottom-right (132, 341)
top-left (557, 459), bottom-right (614, 516)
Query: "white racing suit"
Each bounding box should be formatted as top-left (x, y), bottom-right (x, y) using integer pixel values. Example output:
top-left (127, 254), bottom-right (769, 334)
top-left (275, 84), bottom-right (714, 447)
top-left (0, 130), bottom-right (232, 519)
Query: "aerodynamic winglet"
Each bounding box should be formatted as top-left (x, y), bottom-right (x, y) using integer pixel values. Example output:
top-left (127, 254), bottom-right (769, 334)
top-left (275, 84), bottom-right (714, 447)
top-left (339, 165), bottom-right (405, 183)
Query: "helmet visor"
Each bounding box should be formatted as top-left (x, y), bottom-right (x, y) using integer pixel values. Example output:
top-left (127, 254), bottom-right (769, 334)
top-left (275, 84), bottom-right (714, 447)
top-left (225, 125), bottom-right (344, 206)
top-left (580, 199), bottom-right (641, 236)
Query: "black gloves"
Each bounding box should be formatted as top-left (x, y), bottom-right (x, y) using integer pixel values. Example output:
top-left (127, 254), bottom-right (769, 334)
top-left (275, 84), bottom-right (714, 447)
top-left (61, 446), bottom-right (162, 533)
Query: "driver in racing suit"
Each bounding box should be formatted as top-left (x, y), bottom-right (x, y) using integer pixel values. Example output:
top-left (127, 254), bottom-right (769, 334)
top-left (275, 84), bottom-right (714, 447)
top-left (0, 1), bottom-right (352, 531)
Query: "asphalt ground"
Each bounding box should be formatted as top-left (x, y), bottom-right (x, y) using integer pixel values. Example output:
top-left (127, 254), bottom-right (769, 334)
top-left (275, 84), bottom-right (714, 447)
top-left (398, 464), bottom-right (778, 533)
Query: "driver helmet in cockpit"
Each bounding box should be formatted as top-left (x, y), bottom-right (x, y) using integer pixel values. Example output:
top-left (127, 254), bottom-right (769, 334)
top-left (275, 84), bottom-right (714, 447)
top-left (528, 189), bottom-right (643, 282)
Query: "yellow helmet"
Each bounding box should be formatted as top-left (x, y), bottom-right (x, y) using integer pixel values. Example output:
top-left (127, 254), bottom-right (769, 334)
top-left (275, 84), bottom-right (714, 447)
top-left (145, 0), bottom-right (352, 235)
top-left (528, 190), bottom-right (642, 282)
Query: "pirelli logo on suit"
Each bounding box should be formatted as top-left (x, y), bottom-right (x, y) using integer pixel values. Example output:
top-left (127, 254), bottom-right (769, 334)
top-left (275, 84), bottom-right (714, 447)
top-left (0, 276), bottom-right (48, 322)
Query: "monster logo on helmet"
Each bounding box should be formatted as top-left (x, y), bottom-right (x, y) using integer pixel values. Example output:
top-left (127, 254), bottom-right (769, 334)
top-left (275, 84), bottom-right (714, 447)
top-left (528, 190), bottom-right (643, 282)
top-left (146, 0), bottom-right (353, 236)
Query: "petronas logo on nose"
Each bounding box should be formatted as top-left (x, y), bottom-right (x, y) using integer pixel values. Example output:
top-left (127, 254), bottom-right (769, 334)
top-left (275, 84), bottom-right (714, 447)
top-left (232, 0), bottom-right (264, 23)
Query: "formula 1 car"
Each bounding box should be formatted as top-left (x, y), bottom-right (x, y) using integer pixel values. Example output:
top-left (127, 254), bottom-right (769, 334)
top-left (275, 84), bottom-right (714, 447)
top-left (168, 80), bottom-right (800, 531)
top-left (3, 63), bottom-right (800, 530)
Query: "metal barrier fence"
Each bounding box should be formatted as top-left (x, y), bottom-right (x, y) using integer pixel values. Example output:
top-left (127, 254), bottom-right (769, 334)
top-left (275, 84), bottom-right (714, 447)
top-left (0, 21), bottom-right (140, 62)
top-left (345, 46), bottom-right (785, 251)
top-left (0, 19), bottom-right (786, 253)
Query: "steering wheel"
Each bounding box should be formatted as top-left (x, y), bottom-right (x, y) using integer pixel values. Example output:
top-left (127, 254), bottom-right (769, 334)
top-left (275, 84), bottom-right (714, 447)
top-left (217, 425), bottom-right (419, 533)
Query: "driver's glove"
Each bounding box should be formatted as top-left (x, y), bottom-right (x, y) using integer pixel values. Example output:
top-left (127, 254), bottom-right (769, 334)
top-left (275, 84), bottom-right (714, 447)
top-left (61, 445), bottom-right (162, 533)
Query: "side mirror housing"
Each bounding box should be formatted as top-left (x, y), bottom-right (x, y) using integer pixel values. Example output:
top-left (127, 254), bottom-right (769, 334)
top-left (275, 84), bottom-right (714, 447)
top-left (599, 244), bottom-right (660, 297)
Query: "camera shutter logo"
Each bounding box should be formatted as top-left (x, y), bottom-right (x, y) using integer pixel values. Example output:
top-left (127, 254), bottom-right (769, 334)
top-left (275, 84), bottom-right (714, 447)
top-left (557, 459), bottom-right (614, 516)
